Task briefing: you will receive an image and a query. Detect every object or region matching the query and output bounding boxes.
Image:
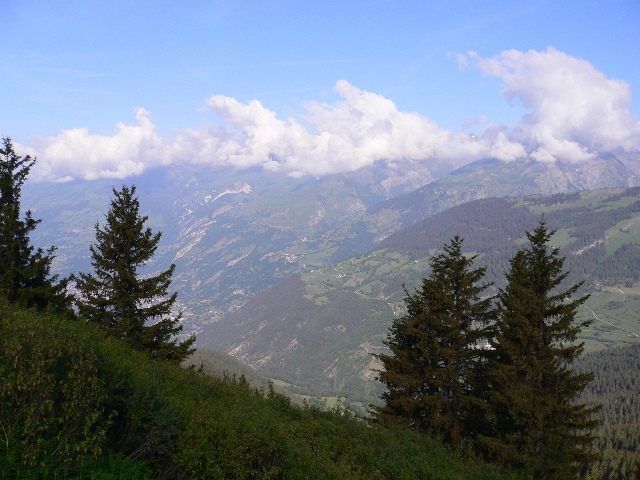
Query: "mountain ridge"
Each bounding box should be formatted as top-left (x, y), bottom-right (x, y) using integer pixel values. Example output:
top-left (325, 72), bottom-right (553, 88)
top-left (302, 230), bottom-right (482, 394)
top-left (197, 188), bottom-right (640, 412)
top-left (24, 151), bottom-right (640, 349)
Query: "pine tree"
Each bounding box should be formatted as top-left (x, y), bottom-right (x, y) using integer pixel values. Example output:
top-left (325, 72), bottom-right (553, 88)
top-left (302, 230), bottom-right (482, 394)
top-left (374, 236), bottom-right (494, 449)
top-left (0, 137), bottom-right (70, 312)
top-left (74, 185), bottom-right (194, 362)
top-left (481, 220), bottom-right (598, 478)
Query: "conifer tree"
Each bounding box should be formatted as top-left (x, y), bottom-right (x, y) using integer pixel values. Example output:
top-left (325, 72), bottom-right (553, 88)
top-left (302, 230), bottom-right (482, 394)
top-left (481, 220), bottom-right (598, 478)
top-left (375, 236), bottom-right (494, 449)
top-left (0, 137), bottom-right (70, 312)
top-left (74, 185), bottom-right (194, 362)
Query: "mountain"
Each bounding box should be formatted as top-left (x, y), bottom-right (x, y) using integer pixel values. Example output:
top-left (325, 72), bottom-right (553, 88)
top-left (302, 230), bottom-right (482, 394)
top-left (25, 160), bottom-right (443, 332)
top-left (26, 153), bottom-right (640, 329)
top-left (23, 151), bottom-right (640, 410)
top-left (336, 154), bottom-right (640, 252)
top-left (197, 188), bottom-right (640, 412)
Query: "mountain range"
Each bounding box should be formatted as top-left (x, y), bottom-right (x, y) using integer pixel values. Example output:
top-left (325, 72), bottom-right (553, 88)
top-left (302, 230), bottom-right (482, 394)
top-left (24, 151), bottom-right (640, 410)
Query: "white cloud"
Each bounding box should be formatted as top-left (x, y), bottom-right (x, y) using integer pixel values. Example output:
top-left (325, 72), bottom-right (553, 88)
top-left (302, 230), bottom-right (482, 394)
top-left (25, 81), bottom-right (516, 181)
top-left (22, 48), bottom-right (640, 181)
top-left (181, 79), bottom-right (508, 176)
top-left (30, 108), bottom-right (166, 181)
top-left (464, 47), bottom-right (640, 162)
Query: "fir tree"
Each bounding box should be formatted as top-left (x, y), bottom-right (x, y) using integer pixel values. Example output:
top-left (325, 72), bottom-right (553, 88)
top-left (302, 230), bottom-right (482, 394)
top-left (375, 236), bottom-right (494, 449)
top-left (0, 137), bottom-right (70, 312)
top-left (481, 220), bottom-right (598, 478)
top-left (74, 185), bottom-right (194, 362)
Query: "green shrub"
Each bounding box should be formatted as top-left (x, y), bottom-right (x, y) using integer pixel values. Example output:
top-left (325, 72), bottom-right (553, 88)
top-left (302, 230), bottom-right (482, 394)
top-left (0, 300), bottom-right (512, 479)
top-left (0, 302), bottom-right (111, 469)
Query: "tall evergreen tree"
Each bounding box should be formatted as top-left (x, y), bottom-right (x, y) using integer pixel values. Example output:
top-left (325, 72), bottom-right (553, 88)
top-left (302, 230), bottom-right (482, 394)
top-left (0, 137), bottom-right (70, 312)
top-left (374, 236), bottom-right (494, 450)
top-left (481, 220), bottom-right (598, 478)
top-left (74, 185), bottom-right (194, 362)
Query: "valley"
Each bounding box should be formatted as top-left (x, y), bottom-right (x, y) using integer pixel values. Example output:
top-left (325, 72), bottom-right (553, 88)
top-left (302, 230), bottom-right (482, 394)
top-left (23, 153), bottom-right (640, 415)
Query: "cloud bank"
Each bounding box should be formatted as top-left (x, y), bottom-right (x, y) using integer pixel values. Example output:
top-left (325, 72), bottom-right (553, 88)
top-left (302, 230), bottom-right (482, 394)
top-left (464, 47), bottom-right (640, 163)
top-left (25, 48), bottom-right (640, 182)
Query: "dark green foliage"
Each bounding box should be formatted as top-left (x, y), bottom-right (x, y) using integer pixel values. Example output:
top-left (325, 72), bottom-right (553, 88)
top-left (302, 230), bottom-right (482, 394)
top-left (74, 185), bottom-right (194, 362)
top-left (481, 220), bottom-right (598, 478)
top-left (0, 300), bottom-right (111, 470)
top-left (375, 236), bottom-right (495, 450)
top-left (0, 302), bottom-right (511, 479)
top-left (575, 344), bottom-right (640, 479)
top-left (121, 349), bottom-right (510, 479)
top-left (0, 452), bottom-right (155, 480)
top-left (0, 137), bottom-right (70, 312)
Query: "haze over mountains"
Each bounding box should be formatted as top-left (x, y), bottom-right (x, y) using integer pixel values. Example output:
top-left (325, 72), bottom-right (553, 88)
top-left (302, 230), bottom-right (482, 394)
top-left (25, 149), bottom-right (639, 314)
top-left (23, 146), bottom-right (640, 410)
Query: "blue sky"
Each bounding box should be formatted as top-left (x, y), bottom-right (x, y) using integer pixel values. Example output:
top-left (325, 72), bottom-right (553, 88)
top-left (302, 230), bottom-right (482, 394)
top-left (1, 0), bottom-right (639, 181)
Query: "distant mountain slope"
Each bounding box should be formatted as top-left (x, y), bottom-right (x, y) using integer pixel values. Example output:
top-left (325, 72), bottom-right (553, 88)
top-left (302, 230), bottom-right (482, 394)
top-left (198, 188), bottom-right (640, 411)
top-left (339, 155), bottom-right (640, 253)
top-left (24, 151), bottom-right (640, 339)
top-left (183, 348), bottom-right (271, 391)
top-left (25, 161), bottom-right (441, 331)
top-left (575, 344), bottom-right (640, 479)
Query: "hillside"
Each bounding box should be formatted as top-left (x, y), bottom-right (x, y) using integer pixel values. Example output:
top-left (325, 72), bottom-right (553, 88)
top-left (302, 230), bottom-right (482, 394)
top-left (335, 154), bottom-right (640, 256)
top-left (198, 188), bottom-right (640, 412)
top-left (25, 161), bottom-right (440, 332)
top-left (575, 344), bottom-right (640, 479)
top-left (24, 152), bottom-right (640, 337)
top-left (21, 152), bottom-right (640, 414)
top-left (0, 301), bottom-right (511, 479)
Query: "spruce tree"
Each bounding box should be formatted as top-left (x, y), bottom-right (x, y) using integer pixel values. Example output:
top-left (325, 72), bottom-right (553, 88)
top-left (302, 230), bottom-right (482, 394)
top-left (0, 137), bottom-right (70, 312)
top-left (375, 236), bottom-right (494, 449)
top-left (481, 220), bottom-right (598, 478)
top-left (74, 185), bottom-right (194, 362)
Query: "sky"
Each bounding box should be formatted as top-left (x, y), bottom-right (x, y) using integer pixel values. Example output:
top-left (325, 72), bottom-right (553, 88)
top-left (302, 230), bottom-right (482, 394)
top-left (1, 0), bottom-right (639, 182)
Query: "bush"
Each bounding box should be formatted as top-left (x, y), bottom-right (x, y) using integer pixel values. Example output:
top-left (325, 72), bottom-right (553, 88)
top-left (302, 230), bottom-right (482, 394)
top-left (0, 301), bottom-right (111, 470)
top-left (0, 300), bottom-right (512, 479)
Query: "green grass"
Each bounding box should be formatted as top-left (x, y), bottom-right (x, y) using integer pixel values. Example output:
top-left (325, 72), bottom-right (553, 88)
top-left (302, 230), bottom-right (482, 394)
top-left (549, 228), bottom-right (579, 248)
top-left (576, 290), bottom-right (640, 353)
top-left (0, 451), bottom-right (155, 480)
top-left (604, 219), bottom-right (640, 255)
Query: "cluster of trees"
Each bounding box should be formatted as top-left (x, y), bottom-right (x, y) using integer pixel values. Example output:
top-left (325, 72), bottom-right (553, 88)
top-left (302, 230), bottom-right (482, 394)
top-left (0, 302), bottom-right (512, 479)
top-left (0, 137), bottom-right (194, 362)
top-left (575, 343), bottom-right (640, 479)
top-left (375, 228), bottom-right (599, 478)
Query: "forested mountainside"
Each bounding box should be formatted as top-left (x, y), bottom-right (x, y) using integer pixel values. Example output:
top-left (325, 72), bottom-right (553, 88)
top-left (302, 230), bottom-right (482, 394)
top-left (335, 155), bottom-right (640, 257)
top-left (377, 188), bottom-right (640, 288)
top-left (199, 188), bottom-right (640, 413)
top-left (24, 152), bottom-right (640, 335)
top-left (575, 344), bottom-right (640, 479)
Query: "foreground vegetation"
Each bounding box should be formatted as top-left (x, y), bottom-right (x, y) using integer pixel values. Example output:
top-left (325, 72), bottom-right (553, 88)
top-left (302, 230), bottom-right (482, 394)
top-left (0, 301), bottom-right (512, 479)
top-left (376, 225), bottom-right (598, 478)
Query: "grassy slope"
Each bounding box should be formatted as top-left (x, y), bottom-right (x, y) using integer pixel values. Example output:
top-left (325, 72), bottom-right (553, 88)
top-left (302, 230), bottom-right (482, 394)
top-left (0, 302), bottom-right (512, 479)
